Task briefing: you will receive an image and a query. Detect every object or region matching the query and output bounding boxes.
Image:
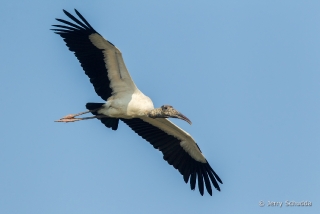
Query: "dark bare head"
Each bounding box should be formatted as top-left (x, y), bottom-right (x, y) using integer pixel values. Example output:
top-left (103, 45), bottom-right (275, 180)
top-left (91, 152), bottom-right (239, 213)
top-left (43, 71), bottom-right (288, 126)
top-left (147, 105), bottom-right (192, 124)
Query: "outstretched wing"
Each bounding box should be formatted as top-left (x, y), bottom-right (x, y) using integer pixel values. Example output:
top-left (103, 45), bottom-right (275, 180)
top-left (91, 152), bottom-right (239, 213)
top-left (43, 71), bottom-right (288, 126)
top-left (121, 117), bottom-right (222, 196)
top-left (52, 9), bottom-right (137, 101)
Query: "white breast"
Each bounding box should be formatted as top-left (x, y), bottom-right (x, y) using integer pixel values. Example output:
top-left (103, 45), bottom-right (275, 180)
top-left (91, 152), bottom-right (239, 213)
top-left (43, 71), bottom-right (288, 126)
top-left (127, 91), bottom-right (154, 116)
top-left (98, 90), bottom-right (154, 118)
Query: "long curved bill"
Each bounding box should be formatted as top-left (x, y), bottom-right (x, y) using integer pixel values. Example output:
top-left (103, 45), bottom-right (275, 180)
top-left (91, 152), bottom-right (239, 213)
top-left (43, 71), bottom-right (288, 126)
top-left (175, 112), bottom-right (192, 125)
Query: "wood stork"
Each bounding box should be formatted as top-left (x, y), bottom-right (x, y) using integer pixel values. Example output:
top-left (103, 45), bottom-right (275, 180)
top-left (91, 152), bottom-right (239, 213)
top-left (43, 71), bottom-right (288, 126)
top-left (52, 9), bottom-right (222, 196)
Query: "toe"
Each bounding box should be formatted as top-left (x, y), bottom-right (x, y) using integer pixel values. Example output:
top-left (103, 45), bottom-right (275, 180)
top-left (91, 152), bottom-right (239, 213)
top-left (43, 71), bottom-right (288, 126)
top-left (61, 114), bottom-right (76, 119)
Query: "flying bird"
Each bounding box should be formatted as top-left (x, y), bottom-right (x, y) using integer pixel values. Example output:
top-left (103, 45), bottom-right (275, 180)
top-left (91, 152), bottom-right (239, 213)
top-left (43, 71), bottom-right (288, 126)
top-left (52, 9), bottom-right (222, 196)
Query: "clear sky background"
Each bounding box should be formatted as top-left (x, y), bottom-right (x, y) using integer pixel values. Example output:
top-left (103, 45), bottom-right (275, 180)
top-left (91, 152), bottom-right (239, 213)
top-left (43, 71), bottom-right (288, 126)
top-left (1, 1), bottom-right (319, 213)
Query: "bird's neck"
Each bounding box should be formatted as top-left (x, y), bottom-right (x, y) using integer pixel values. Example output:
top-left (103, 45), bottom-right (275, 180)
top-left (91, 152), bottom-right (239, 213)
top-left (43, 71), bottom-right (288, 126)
top-left (147, 108), bottom-right (164, 118)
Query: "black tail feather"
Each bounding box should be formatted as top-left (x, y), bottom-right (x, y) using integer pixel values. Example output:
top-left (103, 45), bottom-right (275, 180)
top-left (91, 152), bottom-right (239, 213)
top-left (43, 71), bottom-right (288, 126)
top-left (86, 103), bottom-right (119, 130)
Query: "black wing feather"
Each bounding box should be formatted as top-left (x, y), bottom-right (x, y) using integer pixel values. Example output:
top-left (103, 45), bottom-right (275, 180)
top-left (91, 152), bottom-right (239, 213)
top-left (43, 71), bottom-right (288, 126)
top-left (197, 166), bottom-right (204, 196)
top-left (52, 9), bottom-right (113, 101)
top-left (121, 118), bottom-right (222, 196)
top-left (62, 9), bottom-right (90, 30)
top-left (201, 165), bottom-right (212, 196)
top-left (74, 9), bottom-right (95, 30)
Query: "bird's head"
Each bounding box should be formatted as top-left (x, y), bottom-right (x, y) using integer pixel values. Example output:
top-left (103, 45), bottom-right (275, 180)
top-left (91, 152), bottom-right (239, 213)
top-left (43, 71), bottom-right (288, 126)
top-left (148, 105), bottom-right (192, 124)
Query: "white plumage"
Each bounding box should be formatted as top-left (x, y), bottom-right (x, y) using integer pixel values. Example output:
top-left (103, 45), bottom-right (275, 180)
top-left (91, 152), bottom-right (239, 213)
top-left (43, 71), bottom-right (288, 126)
top-left (52, 9), bottom-right (222, 196)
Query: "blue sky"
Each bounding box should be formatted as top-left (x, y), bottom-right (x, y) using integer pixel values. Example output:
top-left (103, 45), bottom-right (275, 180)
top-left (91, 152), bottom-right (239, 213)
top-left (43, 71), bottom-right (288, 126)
top-left (1, 1), bottom-right (319, 213)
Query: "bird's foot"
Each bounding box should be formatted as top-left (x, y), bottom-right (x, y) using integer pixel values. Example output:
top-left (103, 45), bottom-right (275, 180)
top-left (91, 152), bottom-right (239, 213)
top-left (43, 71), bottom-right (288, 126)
top-left (62, 114), bottom-right (77, 119)
top-left (55, 114), bottom-right (81, 122)
top-left (55, 118), bottom-right (82, 122)
top-left (55, 111), bottom-right (102, 122)
top-left (54, 110), bottom-right (93, 123)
